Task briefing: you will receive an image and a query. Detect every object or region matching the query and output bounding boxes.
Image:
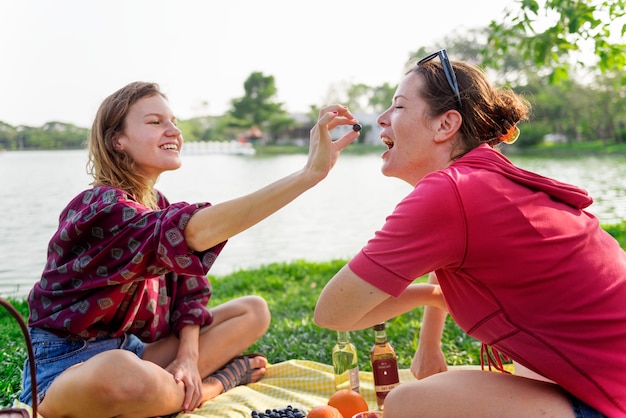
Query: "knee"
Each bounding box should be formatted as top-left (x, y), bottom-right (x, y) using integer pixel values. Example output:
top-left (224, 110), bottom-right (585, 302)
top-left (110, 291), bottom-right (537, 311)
top-left (383, 384), bottom-right (415, 418)
top-left (246, 295), bottom-right (271, 334)
top-left (94, 351), bottom-right (159, 404)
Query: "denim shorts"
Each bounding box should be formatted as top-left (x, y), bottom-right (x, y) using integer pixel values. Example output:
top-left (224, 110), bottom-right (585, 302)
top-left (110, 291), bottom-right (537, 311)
top-left (569, 393), bottom-right (606, 418)
top-left (19, 328), bottom-right (145, 406)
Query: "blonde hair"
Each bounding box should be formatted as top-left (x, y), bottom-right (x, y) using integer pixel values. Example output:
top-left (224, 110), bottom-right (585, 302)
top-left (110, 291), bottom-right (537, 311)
top-left (87, 82), bottom-right (166, 209)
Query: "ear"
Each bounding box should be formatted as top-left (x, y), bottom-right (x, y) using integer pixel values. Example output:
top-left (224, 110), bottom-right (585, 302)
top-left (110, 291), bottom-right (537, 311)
top-left (111, 132), bottom-right (125, 151)
top-left (433, 110), bottom-right (462, 144)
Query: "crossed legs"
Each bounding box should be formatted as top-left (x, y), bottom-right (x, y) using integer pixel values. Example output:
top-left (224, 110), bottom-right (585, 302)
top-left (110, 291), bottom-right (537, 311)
top-left (38, 295), bottom-right (271, 418)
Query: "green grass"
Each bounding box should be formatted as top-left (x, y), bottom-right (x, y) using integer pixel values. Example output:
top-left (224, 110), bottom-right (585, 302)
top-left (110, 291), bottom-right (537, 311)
top-left (255, 140), bottom-right (626, 156)
top-left (0, 260), bottom-right (475, 408)
top-left (255, 143), bottom-right (386, 155)
top-left (0, 300), bottom-right (30, 408)
top-left (511, 140), bottom-right (626, 155)
top-left (2, 221), bottom-right (625, 408)
top-left (207, 259), bottom-right (481, 370)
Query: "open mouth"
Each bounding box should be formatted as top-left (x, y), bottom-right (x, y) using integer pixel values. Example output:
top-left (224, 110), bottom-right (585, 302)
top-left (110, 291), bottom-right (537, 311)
top-left (160, 143), bottom-right (179, 151)
top-left (381, 137), bottom-right (394, 149)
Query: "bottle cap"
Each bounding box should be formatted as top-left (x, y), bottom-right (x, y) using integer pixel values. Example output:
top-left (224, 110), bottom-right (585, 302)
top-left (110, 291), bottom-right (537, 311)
top-left (373, 322), bottom-right (385, 331)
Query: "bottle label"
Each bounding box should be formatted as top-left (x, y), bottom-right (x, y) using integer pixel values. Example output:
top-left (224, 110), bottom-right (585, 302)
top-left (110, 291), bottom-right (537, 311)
top-left (372, 358), bottom-right (400, 396)
top-left (348, 367), bottom-right (360, 393)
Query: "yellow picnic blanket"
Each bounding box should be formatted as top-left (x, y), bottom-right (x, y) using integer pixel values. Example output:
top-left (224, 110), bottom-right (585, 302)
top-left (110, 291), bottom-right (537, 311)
top-left (174, 360), bottom-right (500, 418)
top-left (14, 360), bottom-right (509, 417)
top-left (177, 359), bottom-right (374, 417)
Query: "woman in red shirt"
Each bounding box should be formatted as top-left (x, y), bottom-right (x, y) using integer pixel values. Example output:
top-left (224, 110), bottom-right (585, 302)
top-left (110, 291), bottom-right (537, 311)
top-left (314, 50), bottom-right (625, 417)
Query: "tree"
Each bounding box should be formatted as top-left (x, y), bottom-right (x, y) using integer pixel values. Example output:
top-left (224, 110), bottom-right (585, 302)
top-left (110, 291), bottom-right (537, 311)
top-left (228, 71), bottom-right (294, 141)
top-left (0, 121), bottom-right (18, 150)
top-left (369, 83), bottom-right (397, 114)
top-left (485, 0), bottom-right (626, 84)
top-left (343, 82), bottom-right (397, 115)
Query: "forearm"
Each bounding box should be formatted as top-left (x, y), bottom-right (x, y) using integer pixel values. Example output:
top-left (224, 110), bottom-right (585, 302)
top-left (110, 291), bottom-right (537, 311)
top-left (419, 273), bottom-right (447, 347)
top-left (176, 324), bottom-right (200, 363)
top-left (185, 169), bottom-right (320, 251)
top-left (419, 305), bottom-right (447, 347)
top-left (354, 283), bottom-right (445, 329)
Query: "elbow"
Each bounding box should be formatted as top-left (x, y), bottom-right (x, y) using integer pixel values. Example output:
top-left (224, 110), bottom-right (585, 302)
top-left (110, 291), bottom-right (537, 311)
top-left (313, 305), bottom-right (331, 329)
top-left (314, 302), bottom-right (354, 331)
top-left (314, 302), bottom-right (340, 330)
top-left (184, 216), bottom-right (223, 252)
top-left (185, 229), bottom-right (202, 252)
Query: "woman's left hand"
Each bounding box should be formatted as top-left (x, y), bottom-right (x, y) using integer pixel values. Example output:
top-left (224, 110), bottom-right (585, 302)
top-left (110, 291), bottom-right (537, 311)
top-left (166, 356), bottom-right (203, 412)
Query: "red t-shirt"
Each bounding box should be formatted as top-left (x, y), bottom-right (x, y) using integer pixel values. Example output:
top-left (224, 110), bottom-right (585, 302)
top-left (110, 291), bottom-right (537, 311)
top-left (350, 145), bottom-right (626, 416)
top-left (28, 186), bottom-right (226, 342)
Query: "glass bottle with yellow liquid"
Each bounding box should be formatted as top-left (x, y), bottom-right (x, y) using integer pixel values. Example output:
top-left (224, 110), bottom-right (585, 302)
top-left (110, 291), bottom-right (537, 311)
top-left (370, 322), bottom-right (400, 409)
top-left (332, 330), bottom-right (360, 393)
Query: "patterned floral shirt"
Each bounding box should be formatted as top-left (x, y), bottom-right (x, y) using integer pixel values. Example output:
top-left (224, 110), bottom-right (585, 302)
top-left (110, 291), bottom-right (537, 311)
top-left (27, 186), bottom-right (226, 342)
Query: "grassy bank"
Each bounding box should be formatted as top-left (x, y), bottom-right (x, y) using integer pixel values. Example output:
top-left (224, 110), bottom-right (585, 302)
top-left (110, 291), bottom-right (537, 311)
top-left (255, 140), bottom-right (626, 156)
top-left (1, 222), bottom-right (625, 407)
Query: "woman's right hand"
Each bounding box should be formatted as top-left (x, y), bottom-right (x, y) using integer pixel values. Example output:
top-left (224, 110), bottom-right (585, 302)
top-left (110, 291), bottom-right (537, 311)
top-left (184, 105), bottom-right (359, 253)
top-left (411, 343), bottom-right (448, 380)
top-left (304, 105), bottom-right (360, 183)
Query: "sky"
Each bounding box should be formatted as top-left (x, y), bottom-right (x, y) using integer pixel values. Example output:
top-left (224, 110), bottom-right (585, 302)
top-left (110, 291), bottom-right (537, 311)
top-left (0, 0), bottom-right (515, 128)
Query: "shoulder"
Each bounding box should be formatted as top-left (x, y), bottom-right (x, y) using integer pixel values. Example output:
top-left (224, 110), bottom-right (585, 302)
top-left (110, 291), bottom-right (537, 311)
top-left (65, 186), bottom-right (134, 206)
top-left (59, 186), bottom-right (150, 221)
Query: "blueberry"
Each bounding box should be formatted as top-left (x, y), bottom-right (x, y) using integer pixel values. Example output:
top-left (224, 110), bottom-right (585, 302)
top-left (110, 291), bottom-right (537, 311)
top-left (251, 406), bottom-right (306, 418)
top-left (352, 124), bottom-right (362, 132)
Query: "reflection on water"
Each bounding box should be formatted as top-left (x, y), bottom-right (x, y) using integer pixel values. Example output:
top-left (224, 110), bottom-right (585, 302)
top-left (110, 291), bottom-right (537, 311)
top-left (1, 150), bottom-right (625, 298)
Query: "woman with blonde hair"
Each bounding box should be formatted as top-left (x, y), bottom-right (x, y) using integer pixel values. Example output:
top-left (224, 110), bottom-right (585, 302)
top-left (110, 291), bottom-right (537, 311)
top-left (21, 81), bottom-right (360, 417)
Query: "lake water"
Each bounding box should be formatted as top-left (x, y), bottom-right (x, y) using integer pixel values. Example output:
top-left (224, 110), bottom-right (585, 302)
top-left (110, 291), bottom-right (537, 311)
top-left (1, 149), bottom-right (625, 298)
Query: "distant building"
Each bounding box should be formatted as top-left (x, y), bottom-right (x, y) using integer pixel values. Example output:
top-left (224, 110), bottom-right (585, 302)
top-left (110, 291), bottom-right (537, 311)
top-left (544, 133), bottom-right (568, 143)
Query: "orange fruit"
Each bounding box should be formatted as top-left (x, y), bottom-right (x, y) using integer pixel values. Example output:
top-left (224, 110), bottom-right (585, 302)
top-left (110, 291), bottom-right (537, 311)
top-left (327, 389), bottom-right (369, 418)
top-left (307, 404), bottom-right (344, 418)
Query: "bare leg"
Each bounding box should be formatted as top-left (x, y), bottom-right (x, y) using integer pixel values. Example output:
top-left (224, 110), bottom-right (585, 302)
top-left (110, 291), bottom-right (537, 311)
top-left (38, 296), bottom-right (271, 418)
top-left (38, 350), bottom-right (186, 418)
top-left (383, 370), bottom-right (575, 418)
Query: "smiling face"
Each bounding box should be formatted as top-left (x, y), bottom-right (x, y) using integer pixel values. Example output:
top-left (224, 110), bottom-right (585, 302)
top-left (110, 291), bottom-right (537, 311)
top-left (113, 94), bottom-right (183, 182)
top-left (376, 72), bottom-right (461, 186)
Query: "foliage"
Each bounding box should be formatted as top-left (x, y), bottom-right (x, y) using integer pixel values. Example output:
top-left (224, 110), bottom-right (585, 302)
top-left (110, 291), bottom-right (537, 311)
top-left (0, 121), bottom-right (88, 150)
top-left (485, 0), bottom-right (626, 84)
top-left (343, 83), bottom-right (397, 116)
top-left (514, 120), bottom-right (552, 147)
top-left (0, 122), bottom-right (18, 150)
top-left (369, 83), bottom-right (397, 114)
top-left (603, 223), bottom-right (626, 249)
top-left (227, 72), bottom-right (295, 142)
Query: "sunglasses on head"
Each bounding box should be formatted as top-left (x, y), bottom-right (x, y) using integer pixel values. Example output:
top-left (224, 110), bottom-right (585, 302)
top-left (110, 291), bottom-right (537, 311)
top-left (417, 49), bottom-right (462, 107)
